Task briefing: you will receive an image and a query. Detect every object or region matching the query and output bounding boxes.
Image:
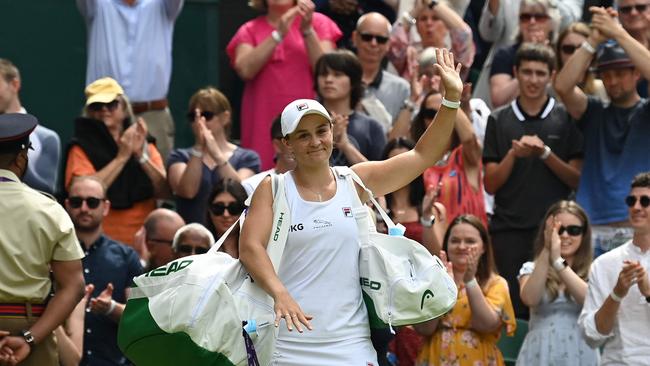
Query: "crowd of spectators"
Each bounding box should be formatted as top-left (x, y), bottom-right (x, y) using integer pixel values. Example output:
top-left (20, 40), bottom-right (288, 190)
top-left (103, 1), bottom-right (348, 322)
top-left (1, 0), bottom-right (650, 365)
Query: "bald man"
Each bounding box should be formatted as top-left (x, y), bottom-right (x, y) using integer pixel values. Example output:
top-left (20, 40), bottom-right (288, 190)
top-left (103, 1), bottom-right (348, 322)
top-left (139, 208), bottom-right (185, 271)
top-left (353, 12), bottom-right (410, 131)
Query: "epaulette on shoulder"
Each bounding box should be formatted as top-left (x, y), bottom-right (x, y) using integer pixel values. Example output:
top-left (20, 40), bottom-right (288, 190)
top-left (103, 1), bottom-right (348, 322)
top-left (36, 190), bottom-right (57, 201)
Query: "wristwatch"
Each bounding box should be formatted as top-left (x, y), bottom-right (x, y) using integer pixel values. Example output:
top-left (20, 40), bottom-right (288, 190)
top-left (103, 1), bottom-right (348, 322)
top-left (552, 257), bottom-right (568, 271)
top-left (21, 329), bottom-right (35, 348)
top-left (428, 0), bottom-right (439, 9)
top-left (402, 99), bottom-right (416, 113)
top-left (420, 215), bottom-right (436, 228)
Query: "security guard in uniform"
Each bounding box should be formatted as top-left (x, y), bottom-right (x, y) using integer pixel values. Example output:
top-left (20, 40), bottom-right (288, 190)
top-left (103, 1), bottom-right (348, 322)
top-left (0, 113), bottom-right (85, 365)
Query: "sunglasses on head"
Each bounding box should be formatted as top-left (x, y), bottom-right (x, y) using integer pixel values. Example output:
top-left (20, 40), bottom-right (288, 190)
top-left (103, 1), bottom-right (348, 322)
top-left (186, 110), bottom-right (216, 122)
top-left (625, 194), bottom-right (650, 208)
top-left (359, 33), bottom-right (389, 45)
top-left (68, 196), bottom-right (103, 209)
top-left (209, 202), bottom-right (245, 216)
top-left (176, 244), bottom-right (209, 255)
top-left (560, 44), bottom-right (581, 55)
top-left (420, 108), bottom-right (438, 119)
top-left (558, 225), bottom-right (584, 236)
top-left (619, 3), bottom-right (649, 15)
top-left (87, 100), bottom-right (120, 112)
top-left (519, 13), bottom-right (550, 22)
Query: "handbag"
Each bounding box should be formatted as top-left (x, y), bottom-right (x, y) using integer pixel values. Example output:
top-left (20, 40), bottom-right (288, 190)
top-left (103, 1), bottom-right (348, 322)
top-left (117, 174), bottom-right (289, 366)
top-left (334, 167), bottom-right (458, 331)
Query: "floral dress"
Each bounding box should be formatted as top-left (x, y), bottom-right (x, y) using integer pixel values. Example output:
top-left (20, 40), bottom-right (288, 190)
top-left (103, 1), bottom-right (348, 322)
top-left (416, 275), bottom-right (516, 366)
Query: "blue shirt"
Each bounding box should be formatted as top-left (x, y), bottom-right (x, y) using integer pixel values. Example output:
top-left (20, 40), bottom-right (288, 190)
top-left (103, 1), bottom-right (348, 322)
top-left (576, 97), bottom-right (650, 224)
top-left (167, 147), bottom-right (261, 224)
top-left (77, 0), bottom-right (184, 101)
top-left (330, 111), bottom-right (386, 166)
top-left (81, 234), bottom-right (143, 366)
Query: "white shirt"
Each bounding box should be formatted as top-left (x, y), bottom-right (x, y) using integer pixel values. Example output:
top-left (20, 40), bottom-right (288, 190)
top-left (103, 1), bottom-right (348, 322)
top-left (278, 171), bottom-right (369, 342)
top-left (578, 240), bottom-right (650, 365)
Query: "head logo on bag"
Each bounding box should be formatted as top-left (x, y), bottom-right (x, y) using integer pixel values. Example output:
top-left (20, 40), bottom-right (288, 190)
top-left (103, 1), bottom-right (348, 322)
top-left (273, 212), bottom-right (285, 241)
top-left (420, 289), bottom-right (434, 310)
top-left (145, 260), bottom-right (193, 277)
top-left (360, 277), bottom-right (381, 290)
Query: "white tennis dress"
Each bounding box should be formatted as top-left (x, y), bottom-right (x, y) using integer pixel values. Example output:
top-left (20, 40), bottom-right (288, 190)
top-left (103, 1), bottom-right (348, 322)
top-left (271, 170), bottom-right (378, 366)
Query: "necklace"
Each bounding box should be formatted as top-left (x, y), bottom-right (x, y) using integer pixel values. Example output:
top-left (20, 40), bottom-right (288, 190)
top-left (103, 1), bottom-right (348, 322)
top-left (295, 170), bottom-right (331, 202)
top-left (305, 187), bottom-right (323, 202)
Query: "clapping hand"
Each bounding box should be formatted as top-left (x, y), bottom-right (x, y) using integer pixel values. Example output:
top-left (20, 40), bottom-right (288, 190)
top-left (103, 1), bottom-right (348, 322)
top-left (433, 48), bottom-right (463, 102)
top-left (131, 117), bottom-right (148, 159)
top-left (548, 219), bottom-right (562, 262)
top-left (463, 246), bottom-right (481, 284)
top-left (439, 250), bottom-right (454, 277)
top-left (89, 283), bottom-right (115, 316)
top-left (297, 0), bottom-right (315, 33)
top-left (278, 6), bottom-right (300, 37)
top-left (331, 112), bottom-right (350, 147)
top-left (613, 260), bottom-right (646, 299)
top-left (511, 139), bottom-right (533, 158)
top-left (520, 135), bottom-right (546, 158)
top-left (590, 6), bottom-right (625, 41)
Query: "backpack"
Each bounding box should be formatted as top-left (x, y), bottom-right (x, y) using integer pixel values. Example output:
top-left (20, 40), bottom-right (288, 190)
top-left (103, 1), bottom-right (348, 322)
top-left (333, 166), bottom-right (458, 331)
top-left (117, 175), bottom-right (289, 366)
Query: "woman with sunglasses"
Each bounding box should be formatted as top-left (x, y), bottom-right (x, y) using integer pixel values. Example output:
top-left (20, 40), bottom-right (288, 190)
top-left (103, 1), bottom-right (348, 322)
top-left (172, 223), bottom-right (215, 259)
top-left (415, 215), bottom-right (516, 366)
top-left (388, 0), bottom-right (475, 81)
top-left (227, 0), bottom-right (341, 171)
top-left (411, 90), bottom-right (487, 227)
top-left (205, 178), bottom-right (247, 258)
top-left (64, 77), bottom-right (167, 245)
top-left (555, 22), bottom-right (608, 103)
top-left (480, 0), bottom-right (560, 108)
top-left (239, 49), bottom-right (462, 365)
top-left (167, 87), bottom-right (260, 225)
top-left (516, 200), bottom-right (598, 365)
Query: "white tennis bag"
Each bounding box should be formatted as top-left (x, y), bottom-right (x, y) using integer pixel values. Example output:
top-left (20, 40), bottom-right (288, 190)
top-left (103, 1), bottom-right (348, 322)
top-left (335, 167), bottom-right (458, 330)
top-left (118, 175), bottom-right (289, 366)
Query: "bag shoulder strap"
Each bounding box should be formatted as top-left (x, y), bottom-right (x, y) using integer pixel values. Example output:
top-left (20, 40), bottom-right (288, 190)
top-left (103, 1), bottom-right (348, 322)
top-left (210, 173), bottom-right (290, 273)
top-left (333, 166), bottom-right (400, 231)
top-left (266, 173), bottom-right (289, 272)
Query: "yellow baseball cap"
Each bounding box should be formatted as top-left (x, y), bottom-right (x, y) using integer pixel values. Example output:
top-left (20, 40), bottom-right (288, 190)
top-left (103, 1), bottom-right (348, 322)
top-left (85, 77), bottom-right (124, 106)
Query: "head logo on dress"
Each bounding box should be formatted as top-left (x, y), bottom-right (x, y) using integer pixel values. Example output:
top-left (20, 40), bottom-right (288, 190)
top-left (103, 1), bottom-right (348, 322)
top-left (296, 102), bottom-right (309, 111)
top-left (342, 207), bottom-right (353, 217)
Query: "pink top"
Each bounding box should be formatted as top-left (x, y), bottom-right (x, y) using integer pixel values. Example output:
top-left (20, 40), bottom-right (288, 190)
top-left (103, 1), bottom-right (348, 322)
top-left (423, 145), bottom-right (487, 227)
top-left (227, 13), bottom-right (342, 170)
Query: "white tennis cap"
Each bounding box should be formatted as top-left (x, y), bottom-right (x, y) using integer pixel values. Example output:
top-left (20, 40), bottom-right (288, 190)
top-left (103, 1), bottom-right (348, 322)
top-left (280, 99), bottom-right (331, 136)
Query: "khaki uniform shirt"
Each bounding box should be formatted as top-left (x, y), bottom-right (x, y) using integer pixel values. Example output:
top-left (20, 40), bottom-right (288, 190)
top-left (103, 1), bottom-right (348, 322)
top-left (0, 169), bottom-right (84, 302)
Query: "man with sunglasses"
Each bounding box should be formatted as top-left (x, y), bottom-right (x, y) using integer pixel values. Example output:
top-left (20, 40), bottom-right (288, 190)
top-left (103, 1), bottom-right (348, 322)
top-left (554, 6), bottom-right (650, 256)
top-left (64, 175), bottom-right (142, 366)
top-left (0, 114), bottom-right (85, 365)
top-left (579, 172), bottom-right (650, 365)
top-left (353, 12), bottom-right (410, 130)
top-left (617, 0), bottom-right (650, 48)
